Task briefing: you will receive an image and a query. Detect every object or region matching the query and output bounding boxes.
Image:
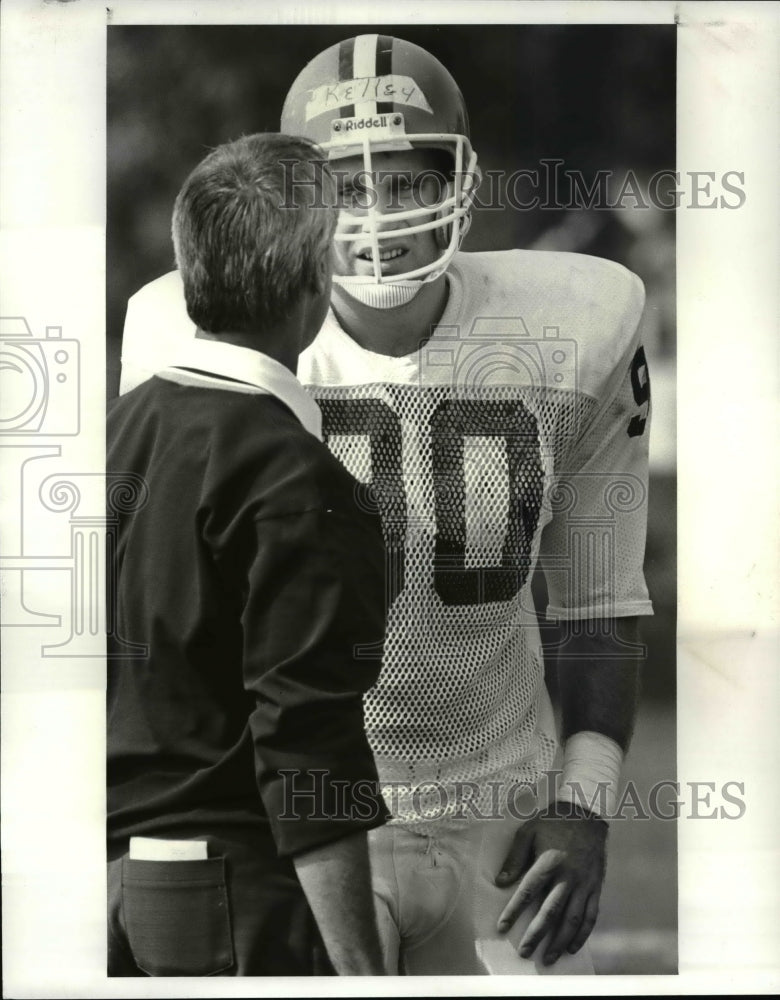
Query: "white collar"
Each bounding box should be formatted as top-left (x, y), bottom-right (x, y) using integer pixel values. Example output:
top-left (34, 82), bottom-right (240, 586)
top-left (158, 338), bottom-right (322, 440)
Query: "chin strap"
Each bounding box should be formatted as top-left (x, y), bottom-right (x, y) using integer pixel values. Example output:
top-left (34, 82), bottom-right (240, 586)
top-left (334, 277), bottom-right (424, 309)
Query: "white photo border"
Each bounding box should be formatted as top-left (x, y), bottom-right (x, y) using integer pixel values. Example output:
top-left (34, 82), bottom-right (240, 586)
top-left (1, 1), bottom-right (777, 996)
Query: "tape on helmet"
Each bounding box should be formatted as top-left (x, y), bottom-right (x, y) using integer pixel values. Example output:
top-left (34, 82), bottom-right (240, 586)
top-left (281, 34), bottom-right (481, 301)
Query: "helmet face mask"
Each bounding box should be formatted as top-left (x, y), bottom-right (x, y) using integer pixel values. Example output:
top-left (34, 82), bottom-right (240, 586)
top-left (281, 35), bottom-right (481, 298)
top-left (326, 131), bottom-right (479, 287)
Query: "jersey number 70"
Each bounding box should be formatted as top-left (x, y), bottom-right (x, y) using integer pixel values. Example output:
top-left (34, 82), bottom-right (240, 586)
top-left (318, 394), bottom-right (544, 610)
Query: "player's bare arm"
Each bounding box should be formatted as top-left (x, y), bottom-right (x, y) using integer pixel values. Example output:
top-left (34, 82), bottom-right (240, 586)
top-left (495, 616), bottom-right (642, 965)
top-left (294, 831), bottom-right (386, 976)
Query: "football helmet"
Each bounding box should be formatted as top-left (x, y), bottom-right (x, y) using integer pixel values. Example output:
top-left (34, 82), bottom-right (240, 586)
top-left (281, 34), bottom-right (480, 305)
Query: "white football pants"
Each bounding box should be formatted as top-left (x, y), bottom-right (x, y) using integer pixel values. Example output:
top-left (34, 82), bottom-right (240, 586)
top-left (367, 811), bottom-right (595, 976)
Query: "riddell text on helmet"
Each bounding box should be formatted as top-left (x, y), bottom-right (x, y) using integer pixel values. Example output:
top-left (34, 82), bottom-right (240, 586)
top-left (333, 114), bottom-right (399, 133)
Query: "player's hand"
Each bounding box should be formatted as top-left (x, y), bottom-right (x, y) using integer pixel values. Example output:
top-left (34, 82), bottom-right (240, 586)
top-left (494, 803), bottom-right (608, 965)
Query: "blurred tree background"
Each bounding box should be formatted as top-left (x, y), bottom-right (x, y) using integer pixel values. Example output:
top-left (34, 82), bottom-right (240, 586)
top-left (107, 23), bottom-right (677, 973)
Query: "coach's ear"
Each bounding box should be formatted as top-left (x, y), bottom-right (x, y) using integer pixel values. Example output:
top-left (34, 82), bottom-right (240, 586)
top-left (311, 244), bottom-right (333, 297)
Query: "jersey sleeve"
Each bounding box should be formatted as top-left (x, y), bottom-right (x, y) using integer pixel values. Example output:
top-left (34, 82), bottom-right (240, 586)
top-left (539, 280), bottom-right (654, 621)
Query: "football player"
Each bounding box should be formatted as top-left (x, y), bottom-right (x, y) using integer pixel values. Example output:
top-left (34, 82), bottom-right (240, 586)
top-left (120, 35), bottom-right (653, 975)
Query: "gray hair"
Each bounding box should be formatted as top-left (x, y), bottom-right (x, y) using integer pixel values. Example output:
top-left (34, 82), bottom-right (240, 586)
top-left (172, 133), bottom-right (336, 333)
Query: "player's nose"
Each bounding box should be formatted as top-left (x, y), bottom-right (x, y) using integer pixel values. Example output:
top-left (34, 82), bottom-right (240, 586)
top-left (372, 181), bottom-right (408, 219)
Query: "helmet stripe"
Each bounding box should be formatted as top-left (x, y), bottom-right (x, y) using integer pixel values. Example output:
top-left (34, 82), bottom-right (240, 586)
top-left (376, 35), bottom-right (394, 114)
top-left (353, 34), bottom-right (379, 117)
top-left (353, 33), bottom-right (378, 76)
top-left (337, 37), bottom-right (356, 117)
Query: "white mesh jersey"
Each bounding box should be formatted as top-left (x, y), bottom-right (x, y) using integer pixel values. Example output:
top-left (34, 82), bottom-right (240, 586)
top-left (120, 249), bottom-right (654, 826)
top-left (298, 250), bottom-right (653, 825)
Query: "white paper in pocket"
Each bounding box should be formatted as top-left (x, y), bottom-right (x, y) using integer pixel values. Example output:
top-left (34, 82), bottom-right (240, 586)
top-left (128, 836), bottom-right (208, 861)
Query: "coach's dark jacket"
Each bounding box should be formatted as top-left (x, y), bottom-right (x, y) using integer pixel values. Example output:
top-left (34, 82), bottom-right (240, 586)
top-left (106, 345), bottom-right (388, 975)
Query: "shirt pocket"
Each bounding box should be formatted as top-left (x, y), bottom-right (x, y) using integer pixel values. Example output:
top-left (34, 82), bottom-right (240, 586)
top-left (121, 855), bottom-right (234, 976)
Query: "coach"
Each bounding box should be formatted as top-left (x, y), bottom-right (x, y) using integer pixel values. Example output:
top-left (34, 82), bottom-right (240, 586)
top-left (106, 133), bottom-right (389, 976)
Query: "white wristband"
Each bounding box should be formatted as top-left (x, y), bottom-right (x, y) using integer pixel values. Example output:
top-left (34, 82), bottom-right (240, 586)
top-left (555, 730), bottom-right (624, 818)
